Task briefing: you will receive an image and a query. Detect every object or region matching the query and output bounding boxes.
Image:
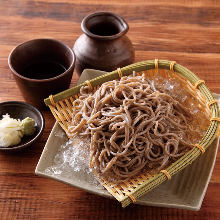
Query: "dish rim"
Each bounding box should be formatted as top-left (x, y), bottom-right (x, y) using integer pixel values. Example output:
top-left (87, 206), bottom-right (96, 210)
top-left (0, 101), bottom-right (45, 151)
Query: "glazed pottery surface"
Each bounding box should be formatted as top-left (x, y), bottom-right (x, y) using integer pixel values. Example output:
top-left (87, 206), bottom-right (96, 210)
top-left (0, 101), bottom-right (44, 151)
top-left (74, 12), bottom-right (135, 75)
top-left (8, 39), bottom-right (75, 109)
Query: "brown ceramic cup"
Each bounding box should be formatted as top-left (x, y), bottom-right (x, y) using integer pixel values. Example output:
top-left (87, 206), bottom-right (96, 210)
top-left (8, 39), bottom-right (75, 109)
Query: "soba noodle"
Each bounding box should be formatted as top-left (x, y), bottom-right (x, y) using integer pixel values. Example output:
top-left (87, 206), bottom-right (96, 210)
top-left (68, 72), bottom-right (206, 182)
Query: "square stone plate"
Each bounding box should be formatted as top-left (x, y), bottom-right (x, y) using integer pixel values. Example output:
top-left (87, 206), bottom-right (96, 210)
top-left (35, 69), bottom-right (220, 211)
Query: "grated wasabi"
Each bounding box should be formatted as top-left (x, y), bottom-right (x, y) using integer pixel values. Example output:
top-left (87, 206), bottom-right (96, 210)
top-left (21, 117), bottom-right (36, 136)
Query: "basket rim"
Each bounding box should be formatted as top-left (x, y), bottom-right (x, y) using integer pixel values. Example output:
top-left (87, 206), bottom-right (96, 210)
top-left (44, 60), bottom-right (198, 105)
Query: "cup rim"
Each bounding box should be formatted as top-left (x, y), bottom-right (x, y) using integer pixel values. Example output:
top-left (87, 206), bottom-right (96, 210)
top-left (81, 11), bottom-right (129, 40)
top-left (8, 38), bottom-right (75, 82)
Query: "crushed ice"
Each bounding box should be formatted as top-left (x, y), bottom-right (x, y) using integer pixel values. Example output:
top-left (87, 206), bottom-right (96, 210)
top-left (44, 136), bottom-right (102, 188)
top-left (54, 129), bottom-right (65, 138)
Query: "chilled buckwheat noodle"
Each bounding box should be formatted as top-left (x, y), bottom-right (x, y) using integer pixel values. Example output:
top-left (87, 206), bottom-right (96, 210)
top-left (67, 72), bottom-right (209, 183)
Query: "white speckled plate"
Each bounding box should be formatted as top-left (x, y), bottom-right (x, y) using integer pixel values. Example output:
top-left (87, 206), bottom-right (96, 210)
top-left (35, 69), bottom-right (220, 211)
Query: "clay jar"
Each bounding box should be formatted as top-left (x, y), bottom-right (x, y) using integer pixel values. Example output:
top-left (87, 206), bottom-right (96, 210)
top-left (73, 12), bottom-right (135, 75)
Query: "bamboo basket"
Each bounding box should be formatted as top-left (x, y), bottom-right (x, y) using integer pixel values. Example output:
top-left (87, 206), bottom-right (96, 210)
top-left (44, 60), bottom-right (220, 207)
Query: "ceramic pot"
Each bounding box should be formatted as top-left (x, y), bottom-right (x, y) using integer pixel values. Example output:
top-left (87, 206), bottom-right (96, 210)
top-left (73, 12), bottom-right (135, 75)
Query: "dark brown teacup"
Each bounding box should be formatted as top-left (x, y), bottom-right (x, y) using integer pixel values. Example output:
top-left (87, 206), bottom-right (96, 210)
top-left (8, 39), bottom-right (75, 109)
